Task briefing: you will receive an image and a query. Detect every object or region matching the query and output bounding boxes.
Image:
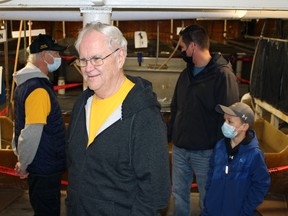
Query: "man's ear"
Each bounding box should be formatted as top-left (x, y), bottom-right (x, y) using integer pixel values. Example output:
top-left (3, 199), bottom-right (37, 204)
top-left (41, 51), bottom-right (52, 63)
top-left (117, 48), bottom-right (126, 69)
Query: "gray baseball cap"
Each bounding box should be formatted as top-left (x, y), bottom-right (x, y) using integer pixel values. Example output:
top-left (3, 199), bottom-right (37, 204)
top-left (215, 102), bottom-right (254, 127)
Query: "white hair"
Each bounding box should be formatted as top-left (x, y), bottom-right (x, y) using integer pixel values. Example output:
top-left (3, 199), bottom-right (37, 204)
top-left (74, 22), bottom-right (127, 56)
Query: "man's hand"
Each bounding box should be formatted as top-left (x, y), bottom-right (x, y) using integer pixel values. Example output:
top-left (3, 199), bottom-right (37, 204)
top-left (15, 162), bottom-right (29, 179)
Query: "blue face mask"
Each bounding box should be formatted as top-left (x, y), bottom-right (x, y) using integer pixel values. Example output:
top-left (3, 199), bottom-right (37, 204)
top-left (221, 122), bottom-right (237, 139)
top-left (46, 54), bottom-right (62, 73)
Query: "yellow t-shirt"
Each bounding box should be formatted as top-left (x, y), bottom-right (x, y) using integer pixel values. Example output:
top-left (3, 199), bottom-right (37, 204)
top-left (88, 78), bottom-right (135, 146)
top-left (25, 88), bottom-right (51, 124)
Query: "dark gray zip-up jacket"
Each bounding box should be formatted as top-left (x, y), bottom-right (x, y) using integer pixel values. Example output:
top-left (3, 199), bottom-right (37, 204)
top-left (66, 75), bottom-right (171, 216)
top-left (168, 53), bottom-right (239, 150)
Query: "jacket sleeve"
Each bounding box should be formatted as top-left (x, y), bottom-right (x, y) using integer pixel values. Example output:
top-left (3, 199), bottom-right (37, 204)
top-left (167, 94), bottom-right (176, 141)
top-left (240, 152), bottom-right (271, 216)
top-left (167, 72), bottom-right (181, 141)
top-left (14, 124), bottom-right (44, 171)
top-left (130, 108), bottom-right (171, 215)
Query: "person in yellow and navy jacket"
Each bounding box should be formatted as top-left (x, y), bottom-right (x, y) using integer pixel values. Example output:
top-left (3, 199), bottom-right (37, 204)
top-left (12, 34), bottom-right (66, 216)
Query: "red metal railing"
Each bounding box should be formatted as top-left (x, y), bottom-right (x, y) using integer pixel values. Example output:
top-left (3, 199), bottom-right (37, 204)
top-left (0, 165), bottom-right (287, 187)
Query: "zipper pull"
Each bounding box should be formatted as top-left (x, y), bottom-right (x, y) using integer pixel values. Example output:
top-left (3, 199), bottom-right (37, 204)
top-left (225, 165), bottom-right (229, 174)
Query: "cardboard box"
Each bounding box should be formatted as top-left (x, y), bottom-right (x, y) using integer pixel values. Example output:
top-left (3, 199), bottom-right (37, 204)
top-left (254, 118), bottom-right (288, 194)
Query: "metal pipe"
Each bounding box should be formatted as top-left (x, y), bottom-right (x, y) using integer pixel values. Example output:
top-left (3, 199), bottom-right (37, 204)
top-left (225, 39), bottom-right (255, 52)
top-left (62, 21), bottom-right (66, 38)
top-left (10, 20), bottom-right (23, 104)
top-left (244, 34), bottom-right (288, 43)
top-left (156, 21), bottom-right (159, 66)
top-left (28, 20), bottom-right (32, 44)
top-left (223, 19), bottom-right (227, 39)
top-left (170, 19), bottom-right (173, 40)
top-left (3, 20), bottom-right (10, 116)
top-left (23, 20), bottom-right (27, 60)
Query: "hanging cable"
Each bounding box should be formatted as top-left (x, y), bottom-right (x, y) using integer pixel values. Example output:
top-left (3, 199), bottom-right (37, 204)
top-left (157, 37), bottom-right (181, 70)
top-left (248, 21), bottom-right (266, 113)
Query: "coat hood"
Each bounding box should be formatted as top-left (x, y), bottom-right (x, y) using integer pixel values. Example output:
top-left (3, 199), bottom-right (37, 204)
top-left (13, 62), bottom-right (48, 86)
top-left (80, 75), bottom-right (161, 119)
top-left (122, 75), bottom-right (161, 118)
top-left (206, 52), bottom-right (233, 71)
top-left (186, 52), bottom-right (233, 83)
top-left (238, 130), bottom-right (260, 154)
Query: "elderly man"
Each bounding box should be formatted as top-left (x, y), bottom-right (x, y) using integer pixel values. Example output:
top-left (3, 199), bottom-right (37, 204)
top-left (12, 34), bottom-right (66, 216)
top-left (65, 22), bottom-right (171, 216)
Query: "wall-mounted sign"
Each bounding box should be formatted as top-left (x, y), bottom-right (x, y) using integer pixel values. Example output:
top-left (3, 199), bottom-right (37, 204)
top-left (134, 31), bottom-right (148, 49)
top-left (0, 30), bottom-right (7, 42)
top-left (11, 29), bottom-right (46, 38)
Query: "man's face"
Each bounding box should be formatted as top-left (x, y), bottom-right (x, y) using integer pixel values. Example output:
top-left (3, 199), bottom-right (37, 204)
top-left (179, 37), bottom-right (188, 53)
top-left (179, 37), bottom-right (195, 63)
top-left (78, 31), bottom-right (121, 98)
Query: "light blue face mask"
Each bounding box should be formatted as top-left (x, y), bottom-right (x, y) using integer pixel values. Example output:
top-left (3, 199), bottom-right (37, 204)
top-left (46, 54), bottom-right (62, 73)
top-left (221, 122), bottom-right (237, 139)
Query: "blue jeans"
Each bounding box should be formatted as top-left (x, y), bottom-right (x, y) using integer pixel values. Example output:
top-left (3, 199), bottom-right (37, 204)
top-left (172, 145), bottom-right (213, 216)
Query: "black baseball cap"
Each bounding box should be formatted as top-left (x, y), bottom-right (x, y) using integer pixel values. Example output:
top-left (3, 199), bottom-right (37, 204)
top-left (29, 34), bottom-right (66, 54)
top-left (215, 102), bottom-right (255, 127)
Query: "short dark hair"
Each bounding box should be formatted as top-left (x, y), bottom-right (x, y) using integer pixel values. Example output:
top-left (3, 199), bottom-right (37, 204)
top-left (179, 24), bottom-right (210, 50)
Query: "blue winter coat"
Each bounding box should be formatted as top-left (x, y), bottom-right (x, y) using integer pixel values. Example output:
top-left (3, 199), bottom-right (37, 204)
top-left (202, 130), bottom-right (270, 216)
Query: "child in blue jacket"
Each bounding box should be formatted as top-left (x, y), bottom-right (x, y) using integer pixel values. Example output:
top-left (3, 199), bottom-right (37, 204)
top-left (202, 102), bottom-right (270, 216)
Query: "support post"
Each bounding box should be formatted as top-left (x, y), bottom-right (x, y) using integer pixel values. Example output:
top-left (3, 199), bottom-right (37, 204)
top-left (79, 7), bottom-right (112, 90)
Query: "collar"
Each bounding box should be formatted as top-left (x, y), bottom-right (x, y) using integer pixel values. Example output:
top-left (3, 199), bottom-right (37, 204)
top-left (225, 130), bottom-right (254, 160)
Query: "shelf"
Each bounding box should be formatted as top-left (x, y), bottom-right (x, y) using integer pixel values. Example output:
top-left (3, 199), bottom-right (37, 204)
top-left (254, 98), bottom-right (288, 127)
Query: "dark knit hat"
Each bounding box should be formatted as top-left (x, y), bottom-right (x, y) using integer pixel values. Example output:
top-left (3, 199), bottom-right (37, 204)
top-left (29, 34), bottom-right (66, 54)
top-left (215, 102), bottom-right (255, 127)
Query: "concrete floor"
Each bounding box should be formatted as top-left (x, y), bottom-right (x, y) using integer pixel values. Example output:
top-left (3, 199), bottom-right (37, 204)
top-left (0, 189), bottom-right (67, 216)
top-left (0, 189), bottom-right (201, 216)
top-left (0, 189), bottom-right (287, 216)
top-left (0, 86), bottom-right (287, 216)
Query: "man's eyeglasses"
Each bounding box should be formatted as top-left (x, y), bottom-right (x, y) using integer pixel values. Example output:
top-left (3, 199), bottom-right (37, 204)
top-left (76, 48), bottom-right (120, 67)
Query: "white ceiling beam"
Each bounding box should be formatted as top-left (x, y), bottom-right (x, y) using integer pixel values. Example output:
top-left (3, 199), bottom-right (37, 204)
top-left (105, 0), bottom-right (288, 10)
top-left (1, 9), bottom-right (288, 21)
top-left (0, 0), bottom-right (288, 10)
top-left (0, 0), bottom-right (288, 21)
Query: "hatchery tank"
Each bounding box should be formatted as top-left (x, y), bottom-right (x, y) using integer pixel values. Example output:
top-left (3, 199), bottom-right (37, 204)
top-left (124, 57), bottom-right (185, 112)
